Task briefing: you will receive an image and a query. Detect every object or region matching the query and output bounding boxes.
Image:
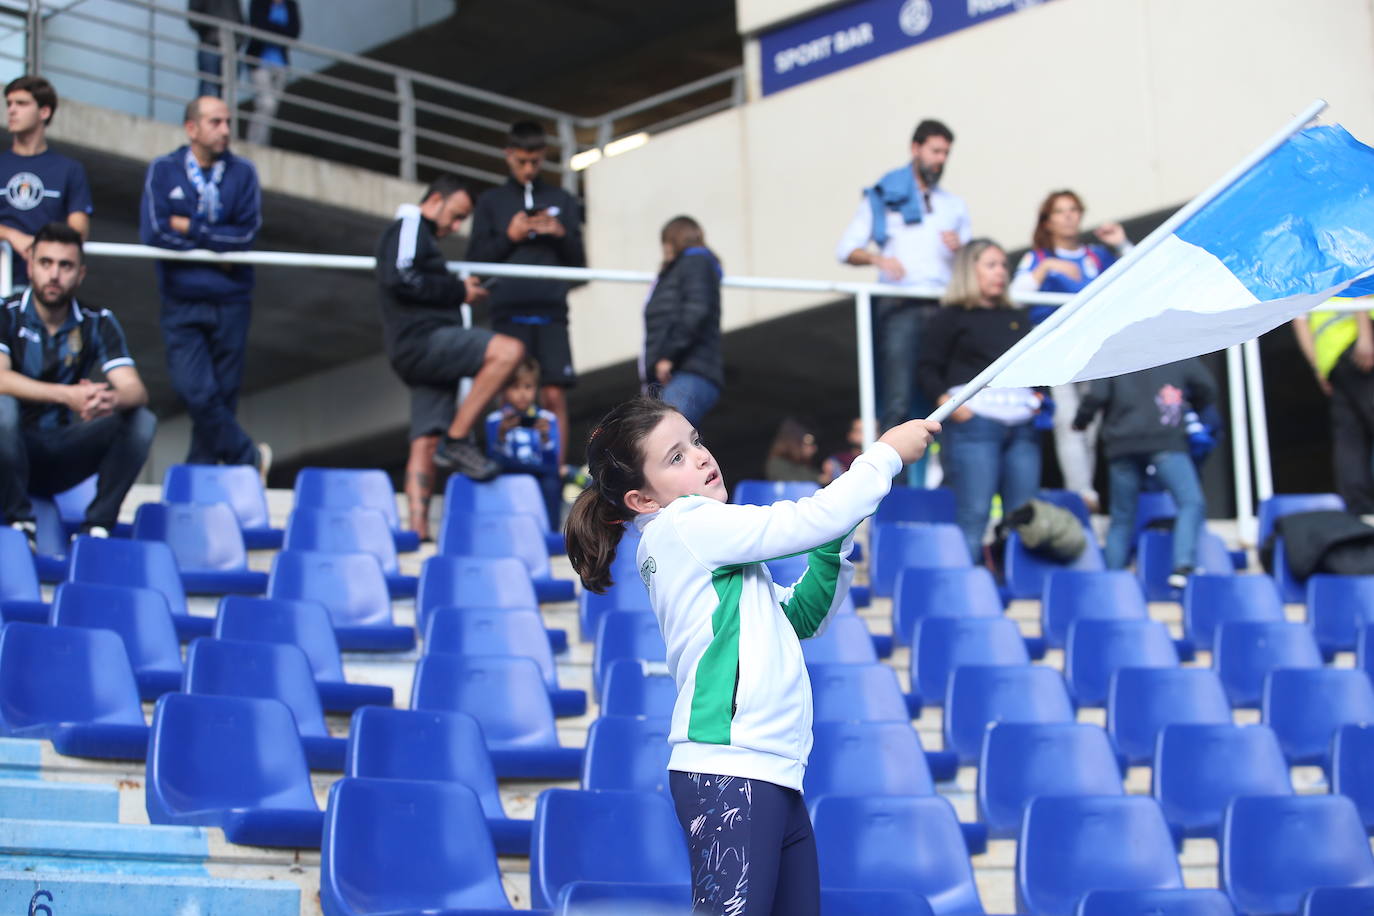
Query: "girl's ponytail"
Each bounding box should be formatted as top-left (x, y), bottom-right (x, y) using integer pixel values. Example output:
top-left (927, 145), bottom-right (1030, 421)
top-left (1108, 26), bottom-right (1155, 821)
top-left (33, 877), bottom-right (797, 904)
top-left (566, 484), bottom-right (628, 594)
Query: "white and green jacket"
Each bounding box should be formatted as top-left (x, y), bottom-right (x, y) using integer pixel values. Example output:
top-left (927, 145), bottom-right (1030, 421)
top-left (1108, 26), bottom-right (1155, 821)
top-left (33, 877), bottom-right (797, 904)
top-left (633, 441), bottom-right (903, 791)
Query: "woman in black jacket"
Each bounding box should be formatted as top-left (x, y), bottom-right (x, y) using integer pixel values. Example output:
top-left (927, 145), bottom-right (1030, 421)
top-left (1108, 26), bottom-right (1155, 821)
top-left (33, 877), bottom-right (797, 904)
top-left (642, 215), bottom-right (724, 425)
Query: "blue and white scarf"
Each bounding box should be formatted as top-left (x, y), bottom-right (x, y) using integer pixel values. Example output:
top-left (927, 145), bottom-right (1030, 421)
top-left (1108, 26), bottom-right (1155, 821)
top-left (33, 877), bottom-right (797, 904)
top-left (183, 148), bottom-right (226, 224)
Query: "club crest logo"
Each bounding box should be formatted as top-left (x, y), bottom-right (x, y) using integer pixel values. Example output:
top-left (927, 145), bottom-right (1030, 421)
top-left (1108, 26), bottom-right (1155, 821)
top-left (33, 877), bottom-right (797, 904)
top-left (4, 172), bottom-right (46, 210)
top-left (640, 557), bottom-right (657, 588)
top-left (899, 0), bottom-right (933, 36)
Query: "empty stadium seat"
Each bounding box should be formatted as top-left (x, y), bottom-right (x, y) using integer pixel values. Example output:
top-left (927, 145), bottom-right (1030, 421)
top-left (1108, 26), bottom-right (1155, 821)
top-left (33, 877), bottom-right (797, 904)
top-left (592, 610), bottom-right (666, 699)
top-left (321, 777), bottom-right (511, 915)
top-left (811, 794), bottom-right (987, 915)
top-left (600, 658), bottom-right (676, 718)
top-left (183, 637), bottom-right (346, 770)
top-left (1360, 624), bottom-right (1374, 685)
top-left (439, 512), bottom-right (575, 602)
top-left (425, 606), bottom-right (585, 716)
top-left (581, 715), bottom-right (672, 797)
top-left (1135, 489), bottom-right (1179, 533)
top-left (1300, 887), bottom-right (1374, 916)
top-left (267, 550), bottom-right (414, 651)
top-left (417, 553), bottom-right (540, 624)
top-left (805, 721), bottom-right (935, 802)
top-left (1038, 489), bottom-right (1093, 526)
top-left (0, 525), bottom-right (40, 603)
top-left (214, 595), bottom-right (393, 713)
top-left (1017, 795), bottom-right (1182, 916)
top-left (731, 479), bottom-right (819, 506)
top-left (944, 665), bottom-right (1076, 766)
top-left (1135, 529), bottom-right (1233, 601)
top-left (1221, 794), bottom-right (1374, 916)
top-left (1272, 536), bottom-right (1310, 604)
top-left (1308, 574), bottom-right (1374, 655)
top-left (1075, 889), bottom-right (1237, 916)
top-left (50, 581), bottom-right (183, 699)
top-left (809, 662), bottom-right (913, 724)
top-left (1257, 492), bottom-right (1345, 550)
top-left (978, 722), bottom-right (1123, 838)
top-left (1263, 668), bottom-right (1374, 766)
top-left (1041, 569), bottom-right (1148, 650)
top-left (445, 473), bottom-right (564, 553)
top-left (30, 494), bottom-right (71, 581)
top-left (1332, 723), bottom-right (1374, 832)
top-left (1066, 618), bottom-right (1179, 706)
top-left (0, 622), bottom-right (149, 759)
top-left (146, 693), bottom-right (323, 847)
top-left (345, 706), bottom-right (529, 856)
top-left (410, 653), bottom-right (581, 779)
top-left (530, 789), bottom-right (690, 910)
top-left (163, 463), bottom-right (281, 549)
top-left (1004, 529), bottom-right (1105, 600)
top-left (132, 502), bottom-right (267, 595)
top-left (1213, 620), bottom-right (1322, 707)
top-left (892, 566), bottom-right (1002, 647)
top-left (802, 615), bottom-right (879, 664)
top-left (1153, 723), bottom-right (1292, 839)
top-left (911, 616), bottom-right (1031, 704)
top-left (1182, 574), bottom-right (1287, 651)
top-left (52, 474), bottom-right (98, 532)
top-left (875, 486), bottom-right (957, 526)
top-left (1107, 667), bottom-right (1232, 766)
top-left (68, 535), bottom-right (212, 639)
top-left (578, 578), bottom-right (651, 642)
top-left (293, 467), bottom-right (420, 552)
top-left (871, 523), bottom-right (971, 598)
top-left (284, 506), bottom-right (417, 596)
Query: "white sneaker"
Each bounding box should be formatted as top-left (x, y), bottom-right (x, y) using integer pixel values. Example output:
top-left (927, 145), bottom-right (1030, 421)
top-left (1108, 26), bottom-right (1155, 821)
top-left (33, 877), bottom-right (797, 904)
top-left (256, 442), bottom-right (273, 487)
top-left (85, 526), bottom-right (110, 539)
top-left (9, 520), bottom-right (36, 551)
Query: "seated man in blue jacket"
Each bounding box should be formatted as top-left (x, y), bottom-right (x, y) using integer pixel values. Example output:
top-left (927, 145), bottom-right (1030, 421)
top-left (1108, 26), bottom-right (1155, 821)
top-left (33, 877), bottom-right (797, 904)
top-left (139, 95), bottom-right (266, 474)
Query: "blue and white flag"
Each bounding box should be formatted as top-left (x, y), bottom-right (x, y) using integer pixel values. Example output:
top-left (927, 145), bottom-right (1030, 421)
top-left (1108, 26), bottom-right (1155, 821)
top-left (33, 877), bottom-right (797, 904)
top-left (991, 124), bottom-right (1374, 387)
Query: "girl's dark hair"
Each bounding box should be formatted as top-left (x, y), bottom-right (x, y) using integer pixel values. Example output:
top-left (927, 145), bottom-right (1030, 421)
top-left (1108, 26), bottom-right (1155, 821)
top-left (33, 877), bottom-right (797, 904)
top-left (768, 418), bottom-right (815, 464)
top-left (566, 397), bottom-right (679, 593)
top-left (1031, 189), bottom-right (1085, 253)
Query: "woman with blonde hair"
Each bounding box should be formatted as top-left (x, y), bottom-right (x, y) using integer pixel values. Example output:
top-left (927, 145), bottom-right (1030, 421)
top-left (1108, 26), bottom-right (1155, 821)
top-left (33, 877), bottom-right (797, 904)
top-left (919, 238), bottom-right (1045, 561)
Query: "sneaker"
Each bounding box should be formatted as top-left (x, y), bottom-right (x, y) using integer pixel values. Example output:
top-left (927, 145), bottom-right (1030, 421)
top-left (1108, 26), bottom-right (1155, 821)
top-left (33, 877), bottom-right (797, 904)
top-left (255, 442), bottom-right (273, 487)
top-left (9, 520), bottom-right (36, 552)
top-left (1167, 566), bottom-right (1194, 590)
top-left (84, 526), bottom-right (110, 539)
top-left (433, 435), bottom-right (501, 481)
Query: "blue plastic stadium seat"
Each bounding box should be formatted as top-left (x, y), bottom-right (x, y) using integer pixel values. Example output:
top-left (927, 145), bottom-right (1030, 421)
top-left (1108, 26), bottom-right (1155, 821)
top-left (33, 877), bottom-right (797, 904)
top-left (809, 662), bottom-right (914, 724)
top-left (417, 553), bottom-right (566, 653)
top-left (1041, 569), bottom-right (1148, 650)
top-left (1332, 723), bottom-right (1374, 832)
top-left (133, 502), bottom-right (268, 595)
top-left (1308, 574), bottom-right (1374, 655)
top-left (321, 777), bottom-right (513, 915)
top-left (978, 722), bottom-right (1123, 839)
top-left (440, 512), bottom-right (575, 602)
top-left (52, 474), bottom-right (98, 532)
top-left (600, 658), bottom-right (676, 718)
top-left (911, 616), bottom-right (1031, 705)
top-left (146, 693), bottom-right (323, 847)
top-left (1213, 620), bottom-right (1322, 708)
top-left (805, 721), bottom-right (937, 802)
top-left (875, 486), bottom-right (957, 526)
top-left (1004, 529), bottom-right (1105, 601)
top-left (183, 637), bottom-right (347, 770)
top-left (1136, 529), bottom-right (1233, 601)
top-left (581, 715), bottom-right (672, 797)
top-left (593, 610), bottom-right (665, 700)
top-left (0, 622), bottom-right (148, 758)
top-left (871, 523), bottom-right (971, 598)
top-left (267, 550), bottom-right (414, 652)
top-left (578, 578), bottom-right (652, 642)
top-left (164, 462), bottom-right (281, 549)
top-left (1272, 536), bottom-right (1309, 604)
top-left (1257, 493), bottom-right (1345, 550)
top-left (812, 794), bottom-right (988, 915)
top-left (214, 595), bottom-right (394, 713)
top-left (1076, 889), bottom-right (1237, 916)
top-left (892, 567), bottom-right (1002, 647)
top-left (1361, 624), bottom-right (1374, 685)
top-left (1107, 667), bottom-right (1232, 767)
top-left (1135, 489), bottom-right (1179, 534)
top-left (1066, 618), bottom-right (1179, 706)
top-left (0, 525), bottom-right (40, 603)
top-left (802, 615), bottom-right (879, 665)
top-left (68, 535), bottom-right (212, 639)
top-left (425, 606), bottom-right (585, 717)
top-left (1263, 668), bottom-right (1374, 767)
top-left (345, 706), bottom-right (530, 856)
top-left (411, 653), bottom-right (581, 779)
top-left (284, 506), bottom-right (417, 597)
top-left (731, 479), bottom-right (819, 506)
top-left (555, 882), bottom-right (691, 915)
top-left (1018, 795), bottom-right (1182, 916)
top-left (1038, 489), bottom-right (1093, 526)
top-left (1182, 574), bottom-right (1285, 650)
top-left (530, 788), bottom-right (690, 910)
top-left (51, 581), bottom-right (184, 699)
top-left (445, 473), bottom-right (564, 554)
top-left (293, 467), bottom-right (420, 552)
top-left (1153, 723), bottom-right (1292, 839)
top-left (1301, 887), bottom-right (1374, 916)
top-left (1221, 794), bottom-right (1374, 916)
top-left (945, 664), bottom-right (1075, 766)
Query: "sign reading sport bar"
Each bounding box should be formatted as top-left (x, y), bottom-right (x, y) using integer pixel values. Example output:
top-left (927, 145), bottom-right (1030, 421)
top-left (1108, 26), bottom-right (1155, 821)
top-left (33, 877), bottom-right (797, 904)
top-left (758, 0), bottom-right (1056, 96)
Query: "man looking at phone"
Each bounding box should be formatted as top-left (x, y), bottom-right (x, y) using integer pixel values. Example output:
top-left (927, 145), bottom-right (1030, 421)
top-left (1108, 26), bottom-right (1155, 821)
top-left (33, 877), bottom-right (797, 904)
top-left (376, 174), bottom-right (524, 536)
top-left (467, 119), bottom-right (585, 467)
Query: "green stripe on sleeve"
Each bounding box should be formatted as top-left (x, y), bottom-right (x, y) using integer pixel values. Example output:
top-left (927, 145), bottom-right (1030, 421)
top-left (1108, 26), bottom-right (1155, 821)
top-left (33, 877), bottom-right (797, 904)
top-left (687, 568), bottom-right (744, 745)
top-left (779, 534), bottom-right (847, 639)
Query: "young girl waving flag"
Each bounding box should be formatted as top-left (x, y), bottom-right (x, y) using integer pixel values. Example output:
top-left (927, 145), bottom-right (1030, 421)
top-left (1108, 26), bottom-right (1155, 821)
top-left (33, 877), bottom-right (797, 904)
top-left (567, 397), bottom-right (939, 916)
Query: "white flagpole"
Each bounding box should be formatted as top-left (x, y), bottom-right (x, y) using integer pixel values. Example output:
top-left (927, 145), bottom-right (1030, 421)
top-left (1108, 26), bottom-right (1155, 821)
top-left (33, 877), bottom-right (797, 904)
top-left (927, 98), bottom-right (1328, 424)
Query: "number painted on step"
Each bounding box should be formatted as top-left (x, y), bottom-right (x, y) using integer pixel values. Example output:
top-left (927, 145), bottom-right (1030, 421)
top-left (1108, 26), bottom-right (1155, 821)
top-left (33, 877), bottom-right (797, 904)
top-left (28, 889), bottom-right (53, 916)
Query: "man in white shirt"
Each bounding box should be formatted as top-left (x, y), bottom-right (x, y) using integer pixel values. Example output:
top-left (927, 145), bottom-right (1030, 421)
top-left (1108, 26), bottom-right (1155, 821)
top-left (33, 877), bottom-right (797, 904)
top-left (837, 119), bottom-right (971, 435)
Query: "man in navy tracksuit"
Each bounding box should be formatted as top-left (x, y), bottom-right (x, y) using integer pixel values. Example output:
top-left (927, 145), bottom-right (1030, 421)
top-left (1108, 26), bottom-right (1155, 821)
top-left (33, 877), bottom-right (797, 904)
top-left (139, 95), bottom-right (266, 472)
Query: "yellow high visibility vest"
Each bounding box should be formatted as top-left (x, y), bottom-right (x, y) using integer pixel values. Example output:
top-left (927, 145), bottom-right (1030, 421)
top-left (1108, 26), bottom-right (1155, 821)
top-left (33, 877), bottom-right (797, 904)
top-left (1310, 294), bottom-right (1374, 378)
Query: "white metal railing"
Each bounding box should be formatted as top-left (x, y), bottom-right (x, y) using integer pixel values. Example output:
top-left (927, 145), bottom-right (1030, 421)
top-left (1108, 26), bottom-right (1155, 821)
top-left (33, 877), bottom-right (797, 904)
top-left (5, 239), bottom-right (1347, 544)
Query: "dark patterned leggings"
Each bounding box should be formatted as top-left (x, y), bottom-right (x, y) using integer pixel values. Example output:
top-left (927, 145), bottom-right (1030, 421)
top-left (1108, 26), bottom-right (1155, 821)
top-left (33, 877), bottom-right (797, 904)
top-left (668, 770), bottom-right (820, 916)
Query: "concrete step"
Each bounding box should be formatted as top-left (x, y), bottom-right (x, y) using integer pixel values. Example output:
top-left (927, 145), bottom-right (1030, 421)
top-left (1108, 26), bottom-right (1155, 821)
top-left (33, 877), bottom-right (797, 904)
top-left (0, 870), bottom-right (299, 916)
